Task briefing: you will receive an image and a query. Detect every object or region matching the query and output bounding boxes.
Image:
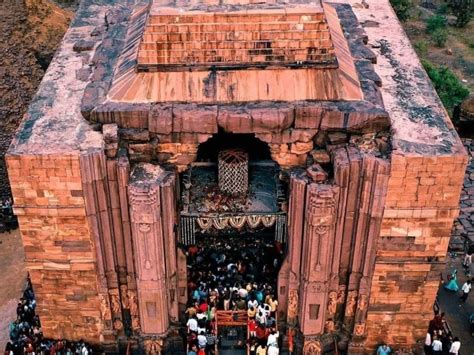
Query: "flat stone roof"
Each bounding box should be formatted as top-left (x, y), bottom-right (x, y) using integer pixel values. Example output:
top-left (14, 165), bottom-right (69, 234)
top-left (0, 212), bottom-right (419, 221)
top-left (8, 0), bottom-right (465, 158)
top-left (342, 0), bottom-right (465, 156)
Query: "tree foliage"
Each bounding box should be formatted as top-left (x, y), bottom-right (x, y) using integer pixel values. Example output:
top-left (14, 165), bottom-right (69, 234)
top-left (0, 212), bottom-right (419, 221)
top-left (448, 0), bottom-right (474, 28)
top-left (431, 28), bottom-right (448, 47)
top-left (422, 59), bottom-right (470, 113)
top-left (426, 15), bottom-right (447, 33)
top-left (390, 0), bottom-right (413, 21)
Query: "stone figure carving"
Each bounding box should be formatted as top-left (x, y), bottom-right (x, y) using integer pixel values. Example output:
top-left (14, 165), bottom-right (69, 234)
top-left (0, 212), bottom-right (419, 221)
top-left (354, 323), bottom-right (366, 336)
top-left (337, 289), bottom-right (345, 304)
top-left (132, 316), bottom-right (141, 331)
top-left (128, 290), bottom-right (139, 316)
top-left (144, 338), bottom-right (163, 355)
top-left (113, 318), bottom-right (123, 330)
top-left (120, 285), bottom-right (129, 309)
top-left (327, 291), bottom-right (337, 316)
top-left (99, 294), bottom-right (112, 320)
top-left (287, 289), bottom-right (298, 323)
top-left (357, 294), bottom-right (368, 312)
top-left (325, 319), bottom-right (335, 333)
top-left (345, 291), bottom-right (357, 317)
top-left (303, 339), bottom-right (322, 355)
top-left (110, 291), bottom-right (121, 314)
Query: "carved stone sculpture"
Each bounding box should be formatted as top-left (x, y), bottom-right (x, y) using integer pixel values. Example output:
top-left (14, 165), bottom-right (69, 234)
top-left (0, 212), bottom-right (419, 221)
top-left (120, 285), bottom-right (129, 309)
top-left (337, 289), bottom-right (345, 304)
top-left (357, 294), bottom-right (368, 312)
top-left (325, 319), bottom-right (335, 333)
top-left (132, 317), bottom-right (141, 331)
top-left (113, 318), bottom-right (123, 330)
top-left (287, 289), bottom-right (298, 323)
top-left (354, 323), bottom-right (366, 337)
top-left (99, 294), bottom-right (112, 321)
top-left (110, 290), bottom-right (121, 314)
top-left (144, 338), bottom-right (164, 355)
top-left (128, 290), bottom-right (139, 316)
top-left (327, 291), bottom-right (337, 316)
top-left (345, 291), bottom-right (357, 317)
top-left (303, 339), bottom-right (322, 355)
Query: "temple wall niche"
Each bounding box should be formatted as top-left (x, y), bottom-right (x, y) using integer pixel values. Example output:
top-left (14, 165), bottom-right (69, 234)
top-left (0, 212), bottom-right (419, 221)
top-left (6, 153), bottom-right (104, 343)
top-left (364, 153), bottom-right (467, 350)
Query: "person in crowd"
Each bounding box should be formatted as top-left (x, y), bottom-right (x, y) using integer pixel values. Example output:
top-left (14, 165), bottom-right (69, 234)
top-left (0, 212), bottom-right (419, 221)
top-left (187, 315), bottom-right (199, 334)
top-left (431, 335), bottom-right (443, 355)
top-left (463, 252), bottom-right (472, 269)
top-left (444, 270), bottom-right (459, 292)
top-left (4, 277), bottom-right (93, 354)
top-left (376, 343), bottom-right (392, 355)
top-left (424, 331), bottom-right (432, 355)
top-left (449, 336), bottom-right (461, 355)
top-left (188, 344), bottom-right (198, 355)
top-left (183, 235), bottom-right (284, 354)
top-left (459, 279), bottom-right (472, 304)
top-left (256, 343), bottom-right (267, 355)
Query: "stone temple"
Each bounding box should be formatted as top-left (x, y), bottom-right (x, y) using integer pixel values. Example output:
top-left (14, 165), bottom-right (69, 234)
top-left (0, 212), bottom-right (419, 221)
top-left (6, 0), bottom-right (468, 353)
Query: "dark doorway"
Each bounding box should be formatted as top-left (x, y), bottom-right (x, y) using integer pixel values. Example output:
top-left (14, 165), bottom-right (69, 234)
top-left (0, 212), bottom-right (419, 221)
top-left (197, 131), bottom-right (271, 162)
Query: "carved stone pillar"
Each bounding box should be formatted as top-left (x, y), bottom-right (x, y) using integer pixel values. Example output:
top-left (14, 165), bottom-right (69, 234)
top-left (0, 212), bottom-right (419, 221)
top-left (278, 169), bottom-right (308, 325)
top-left (128, 163), bottom-right (174, 335)
top-left (348, 155), bottom-right (389, 345)
top-left (160, 173), bottom-right (179, 323)
top-left (299, 183), bottom-right (339, 335)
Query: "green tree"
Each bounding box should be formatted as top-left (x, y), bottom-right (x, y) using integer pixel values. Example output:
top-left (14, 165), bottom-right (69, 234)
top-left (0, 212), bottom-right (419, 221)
top-left (422, 59), bottom-right (470, 113)
top-left (448, 0), bottom-right (474, 27)
top-left (431, 28), bottom-right (448, 47)
top-left (426, 15), bottom-right (447, 33)
top-left (390, 0), bottom-right (413, 21)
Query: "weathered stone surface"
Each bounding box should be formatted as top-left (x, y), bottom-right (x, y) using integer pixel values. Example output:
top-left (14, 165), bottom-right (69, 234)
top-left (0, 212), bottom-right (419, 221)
top-left (103, 124), bottom-right (118, 144)
top-left (218, 104), bottom-right (294, 133)
top-left (290, 141), bottom-right (314, 155)
top-left (173, 105), bottom-right (217, 134)
top-left (294, 103), bottom-right (324, 129)
top-left (311, 149), bottom-right (331, 164)
top-left (148, 105), bottom-right (172, 134)
top-left (7, 154), bottom-right (104, 343)
top-left (119, 128), bottom-right (149, 142)
top-left (73, 40), bottom-right (96, 53)
top-left (306, 164), bottom-right (328, 183)
top-left (328, 132), bottom-right (348, 145)
top-left (256, 129), bottom-right (318, 144)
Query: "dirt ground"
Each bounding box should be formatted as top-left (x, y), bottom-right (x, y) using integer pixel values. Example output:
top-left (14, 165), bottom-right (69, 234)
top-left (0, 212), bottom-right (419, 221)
top-left (0, 230), bottom-right (26, 350)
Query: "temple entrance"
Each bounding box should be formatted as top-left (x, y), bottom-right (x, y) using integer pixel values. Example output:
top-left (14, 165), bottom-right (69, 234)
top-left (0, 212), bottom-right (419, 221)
top-left (181, 133), bottom-right (287, 354)
top-left (184, 231), bottom-right (285, 353)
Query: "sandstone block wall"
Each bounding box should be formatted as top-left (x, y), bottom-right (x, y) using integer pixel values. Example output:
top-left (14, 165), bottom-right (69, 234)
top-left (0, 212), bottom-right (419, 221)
top-left (6, 154), bottom-right (103, 342)
top-left (365, 153), bottom-right (468, 350)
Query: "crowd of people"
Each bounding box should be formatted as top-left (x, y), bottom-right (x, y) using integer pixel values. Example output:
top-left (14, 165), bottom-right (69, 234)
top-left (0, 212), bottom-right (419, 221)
top-left (424, 312), bottom-right (462, 354)
top-left (0, 196), bottom-right (17, 232)
top-left (184, 234), bottom-right (283, 355)
top-left (4, 278), bottom-right (93, 355)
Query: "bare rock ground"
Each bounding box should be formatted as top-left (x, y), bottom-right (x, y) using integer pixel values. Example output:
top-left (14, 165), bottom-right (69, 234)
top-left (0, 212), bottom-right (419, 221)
top-left (0, 0), bottom-right (72, 199)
